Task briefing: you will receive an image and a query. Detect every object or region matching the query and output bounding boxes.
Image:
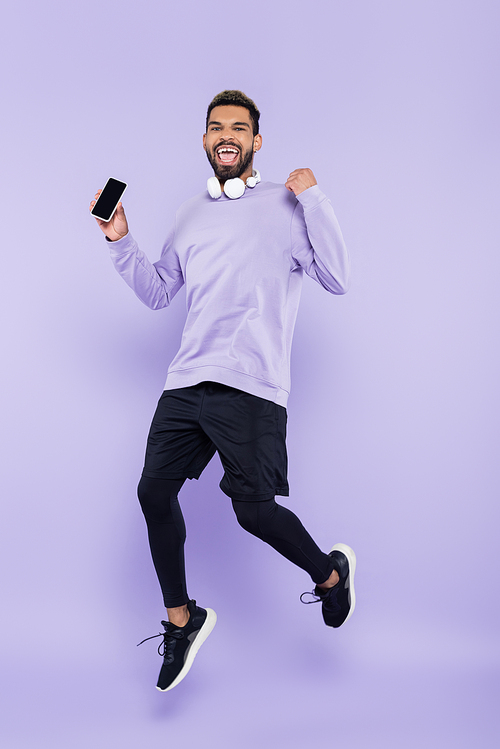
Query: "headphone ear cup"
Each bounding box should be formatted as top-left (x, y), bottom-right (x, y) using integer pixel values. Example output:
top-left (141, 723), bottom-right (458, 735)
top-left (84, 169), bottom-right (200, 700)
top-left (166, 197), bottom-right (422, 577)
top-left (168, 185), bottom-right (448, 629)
top-left (207, 177), bottom-right (222, 199)
top-left (246, 170), bottom-right (261, 189)
top-left (223, 178), bottom-right (246, 199)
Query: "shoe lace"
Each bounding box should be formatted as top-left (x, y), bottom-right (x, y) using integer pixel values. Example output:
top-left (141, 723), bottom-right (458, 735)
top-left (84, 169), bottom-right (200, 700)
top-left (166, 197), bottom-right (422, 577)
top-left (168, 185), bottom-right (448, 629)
top-left (300, 588), bottom-right (341, 614)
top-left (300, 590), bottom-right (322, 604)
top-left (137, 627), bottom-right (184, 657)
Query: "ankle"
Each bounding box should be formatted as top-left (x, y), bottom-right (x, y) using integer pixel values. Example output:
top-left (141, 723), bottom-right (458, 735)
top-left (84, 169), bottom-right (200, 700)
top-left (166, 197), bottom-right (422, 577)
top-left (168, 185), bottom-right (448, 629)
top-left (166, 604), bottom-right (190, 628)
top-left (317, 569), bottom-right (340, 591)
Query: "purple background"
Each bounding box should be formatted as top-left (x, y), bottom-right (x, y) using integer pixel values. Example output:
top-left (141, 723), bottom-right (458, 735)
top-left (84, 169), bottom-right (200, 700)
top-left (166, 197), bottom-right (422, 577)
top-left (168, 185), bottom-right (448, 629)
top-left (1, 0), bottom-right (499, 746)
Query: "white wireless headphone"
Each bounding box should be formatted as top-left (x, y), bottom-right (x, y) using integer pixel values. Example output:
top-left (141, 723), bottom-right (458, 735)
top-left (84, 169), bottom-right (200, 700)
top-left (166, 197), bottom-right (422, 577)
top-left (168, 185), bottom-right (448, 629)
top-left (207, 169), bottom-right (261, 200)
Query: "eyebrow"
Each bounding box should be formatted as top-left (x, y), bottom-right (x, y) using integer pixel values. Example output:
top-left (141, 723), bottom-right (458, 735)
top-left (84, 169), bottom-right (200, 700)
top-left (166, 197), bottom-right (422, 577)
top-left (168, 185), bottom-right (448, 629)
top-left (208, 120), bottom-right (250, 128)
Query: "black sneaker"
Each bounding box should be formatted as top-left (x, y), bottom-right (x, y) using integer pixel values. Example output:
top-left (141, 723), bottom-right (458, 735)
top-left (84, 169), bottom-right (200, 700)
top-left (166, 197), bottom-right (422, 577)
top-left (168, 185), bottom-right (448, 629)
top-left (137, 599), bottom-right (217, 692)
top-left (301, 543), bottom-right (356, 628)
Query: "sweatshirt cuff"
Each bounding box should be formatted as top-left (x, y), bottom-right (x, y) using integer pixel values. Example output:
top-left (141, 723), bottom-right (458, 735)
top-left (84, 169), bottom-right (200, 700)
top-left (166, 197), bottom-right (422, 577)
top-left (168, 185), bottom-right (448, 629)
top-left (295, 184), bottom-right (328, 212)
top-left (105, 231), bottom-right (136, 253)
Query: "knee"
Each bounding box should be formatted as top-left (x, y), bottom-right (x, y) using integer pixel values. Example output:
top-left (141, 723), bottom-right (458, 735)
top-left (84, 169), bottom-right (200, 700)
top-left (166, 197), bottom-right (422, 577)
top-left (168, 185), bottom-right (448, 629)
top-left (137, 476), bottom-right (182, 524)
top-left (232, 499), bottom-right (266, 536)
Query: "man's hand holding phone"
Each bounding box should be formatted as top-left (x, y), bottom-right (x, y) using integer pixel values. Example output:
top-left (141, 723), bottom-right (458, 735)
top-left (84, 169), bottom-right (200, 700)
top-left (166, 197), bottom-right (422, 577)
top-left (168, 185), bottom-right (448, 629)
top-left (90, 178), bottom-right (129, 241)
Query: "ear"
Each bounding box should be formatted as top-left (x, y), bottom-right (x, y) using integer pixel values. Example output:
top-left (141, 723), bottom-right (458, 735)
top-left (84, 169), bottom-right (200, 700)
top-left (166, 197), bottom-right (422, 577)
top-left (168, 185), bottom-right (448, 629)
top-left (253, 134), bottom-right (263, 152)
top-left (203, 133), bottom-right (207, 150)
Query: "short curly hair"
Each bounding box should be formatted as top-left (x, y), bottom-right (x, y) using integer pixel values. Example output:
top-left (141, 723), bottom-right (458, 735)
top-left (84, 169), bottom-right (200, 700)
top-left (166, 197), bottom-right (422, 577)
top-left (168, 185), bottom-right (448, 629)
top-left (206, 90), bottom-right (260, 136)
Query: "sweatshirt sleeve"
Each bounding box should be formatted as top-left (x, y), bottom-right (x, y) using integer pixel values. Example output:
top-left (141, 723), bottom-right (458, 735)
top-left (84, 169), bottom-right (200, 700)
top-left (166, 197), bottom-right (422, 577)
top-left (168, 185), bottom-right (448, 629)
top-left (108, 228), bottom-right (184, 310)
top-left (290, 185), bottom-right (350, 294)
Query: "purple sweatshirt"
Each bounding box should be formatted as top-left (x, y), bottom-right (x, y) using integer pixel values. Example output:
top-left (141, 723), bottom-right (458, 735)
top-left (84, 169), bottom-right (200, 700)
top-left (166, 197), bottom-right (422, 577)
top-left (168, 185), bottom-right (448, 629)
top-left (108, 181), bottom-right (349, 407)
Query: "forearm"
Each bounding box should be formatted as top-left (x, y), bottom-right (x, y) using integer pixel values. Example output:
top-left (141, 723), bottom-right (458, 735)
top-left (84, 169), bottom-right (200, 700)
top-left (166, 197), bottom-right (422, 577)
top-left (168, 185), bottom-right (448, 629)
top-left (295, 186), bottom-right (350, 294)
top-left (107, 233), bottom-right (172, 310)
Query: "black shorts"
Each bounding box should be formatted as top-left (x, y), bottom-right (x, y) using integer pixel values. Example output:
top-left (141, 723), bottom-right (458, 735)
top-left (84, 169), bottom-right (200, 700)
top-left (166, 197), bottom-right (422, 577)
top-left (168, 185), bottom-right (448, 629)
top-left (142, 382), bottom-right (289, 501)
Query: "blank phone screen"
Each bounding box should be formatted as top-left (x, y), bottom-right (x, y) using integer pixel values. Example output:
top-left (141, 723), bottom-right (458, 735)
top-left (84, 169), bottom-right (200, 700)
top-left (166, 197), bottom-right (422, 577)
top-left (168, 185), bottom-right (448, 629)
top-left (91, 178), bottom-right (127, 221)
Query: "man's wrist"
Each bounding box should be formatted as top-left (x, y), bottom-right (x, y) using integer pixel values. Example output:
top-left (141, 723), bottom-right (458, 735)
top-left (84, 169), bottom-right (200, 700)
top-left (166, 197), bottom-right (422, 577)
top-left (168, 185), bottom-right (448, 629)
top-left (105, 232), bottom-right (128, 243)
top-left (295, 184), bottom-right (324, 209)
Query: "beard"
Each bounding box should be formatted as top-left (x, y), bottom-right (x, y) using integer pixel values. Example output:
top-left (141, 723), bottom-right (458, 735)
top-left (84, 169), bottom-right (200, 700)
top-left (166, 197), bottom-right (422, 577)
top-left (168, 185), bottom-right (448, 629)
top-left (205, 143), bottom-right (254, 181)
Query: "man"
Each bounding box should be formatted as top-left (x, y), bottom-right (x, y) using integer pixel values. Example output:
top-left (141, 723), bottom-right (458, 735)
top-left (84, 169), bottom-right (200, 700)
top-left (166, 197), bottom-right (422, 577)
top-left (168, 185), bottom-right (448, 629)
top-left (90, 90), bottom-right (355, 693)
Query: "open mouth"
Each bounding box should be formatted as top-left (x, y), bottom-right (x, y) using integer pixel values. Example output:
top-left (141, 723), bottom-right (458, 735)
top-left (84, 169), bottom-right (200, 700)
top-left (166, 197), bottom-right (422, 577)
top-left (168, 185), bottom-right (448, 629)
top-left (216, 146), bottom-right (240, 166)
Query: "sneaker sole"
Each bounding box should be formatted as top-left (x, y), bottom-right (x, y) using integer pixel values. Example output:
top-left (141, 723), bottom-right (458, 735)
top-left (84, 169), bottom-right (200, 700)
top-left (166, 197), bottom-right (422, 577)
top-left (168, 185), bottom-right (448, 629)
top-left (156, 608), bottom-right (217, 692)
top-left (330, 543), bottom-right (356, 624)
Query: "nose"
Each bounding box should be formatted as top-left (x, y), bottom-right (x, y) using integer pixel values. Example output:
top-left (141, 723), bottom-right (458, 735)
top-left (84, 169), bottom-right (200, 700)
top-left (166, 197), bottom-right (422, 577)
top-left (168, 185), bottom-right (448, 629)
top-left (218, 125), bottom-right (236, 140)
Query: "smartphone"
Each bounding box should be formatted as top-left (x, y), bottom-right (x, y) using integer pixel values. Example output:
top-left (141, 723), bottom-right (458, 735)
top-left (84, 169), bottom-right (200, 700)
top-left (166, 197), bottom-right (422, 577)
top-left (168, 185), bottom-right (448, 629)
top-left (91, 177), bottom-right (128, 222)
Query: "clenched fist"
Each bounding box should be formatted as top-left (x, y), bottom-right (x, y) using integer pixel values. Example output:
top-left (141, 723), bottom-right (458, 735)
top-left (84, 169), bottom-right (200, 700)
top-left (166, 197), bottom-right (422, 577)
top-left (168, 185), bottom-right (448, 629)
top-left (285, 168), bottom-right (317, 196)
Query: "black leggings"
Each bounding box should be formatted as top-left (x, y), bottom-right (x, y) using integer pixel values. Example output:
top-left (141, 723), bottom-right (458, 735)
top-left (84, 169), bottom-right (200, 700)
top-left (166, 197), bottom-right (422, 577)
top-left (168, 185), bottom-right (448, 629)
top-left (137, 476), bottom-right (335, 608)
